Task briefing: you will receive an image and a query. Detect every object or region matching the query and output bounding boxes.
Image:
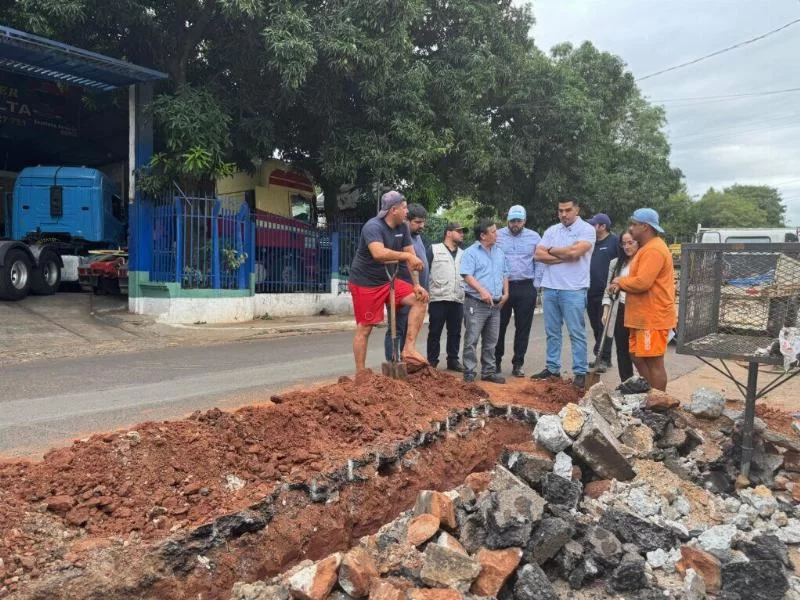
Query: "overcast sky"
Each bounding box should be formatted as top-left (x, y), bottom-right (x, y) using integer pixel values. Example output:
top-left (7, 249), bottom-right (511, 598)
top-left (521, 0), bottom-right (800, 226)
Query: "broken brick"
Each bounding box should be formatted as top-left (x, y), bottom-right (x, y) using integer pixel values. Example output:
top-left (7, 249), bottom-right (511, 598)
top-left (414, 490), bottom-right (457, 530)
top-left (471, 548), bottom-right (522, 597)
top-left (338, 547), bottom-right (378, 598)
top-left (407, 514), bottom-right (441, 547)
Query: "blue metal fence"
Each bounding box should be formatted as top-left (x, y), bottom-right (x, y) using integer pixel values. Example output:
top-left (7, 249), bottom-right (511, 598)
top-left (149, 206), bottom-right (464, 295)
top-left (150, 196), bottom-right (254, 290)
top-left (333, 220), bottom-right (365, 293)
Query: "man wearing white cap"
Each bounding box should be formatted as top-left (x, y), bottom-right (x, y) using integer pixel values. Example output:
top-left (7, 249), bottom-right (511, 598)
top-left (494, 205), bottom-right (542, 377)
top-left (608, 208), bottom-right (676, 391)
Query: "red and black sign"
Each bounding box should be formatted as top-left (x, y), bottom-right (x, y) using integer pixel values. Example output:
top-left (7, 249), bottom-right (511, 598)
top-left (0, 72), bottom-right (82, 137)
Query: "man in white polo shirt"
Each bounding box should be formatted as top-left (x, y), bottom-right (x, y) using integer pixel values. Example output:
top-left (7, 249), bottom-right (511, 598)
top-left (531, 197), bottom-right (596, 389)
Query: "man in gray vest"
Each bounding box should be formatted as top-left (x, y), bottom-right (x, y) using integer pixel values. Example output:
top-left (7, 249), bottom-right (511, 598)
top-left (426, 222), bottom-right (465, 370)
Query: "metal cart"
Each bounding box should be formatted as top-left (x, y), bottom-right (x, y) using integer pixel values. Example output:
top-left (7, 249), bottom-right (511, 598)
top-left (676, 243), bottom-right (800, 478)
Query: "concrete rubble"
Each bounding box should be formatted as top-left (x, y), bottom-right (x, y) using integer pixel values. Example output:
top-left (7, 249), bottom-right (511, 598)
top-left (231, 382), bottom-right (800, 600)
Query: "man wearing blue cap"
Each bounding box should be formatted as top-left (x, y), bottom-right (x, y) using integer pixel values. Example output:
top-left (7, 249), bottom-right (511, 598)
top-left (587, 213), bottom-right (619, 373)
top-left (532, 197), bottom-right (596, 389)
top-left (608, 208), bottom-right (676, 391)
top-left (494, 205), bottom-right (542, 377)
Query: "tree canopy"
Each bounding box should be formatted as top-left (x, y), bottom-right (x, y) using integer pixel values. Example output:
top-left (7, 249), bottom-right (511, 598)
top-left (5, 0), bottom-right (693, 222)
top-left (693, 185), bottom-right (786, 230)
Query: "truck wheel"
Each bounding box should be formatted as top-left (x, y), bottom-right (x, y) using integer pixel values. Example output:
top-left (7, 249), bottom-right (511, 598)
top-left (31, 250), bottom-right (62, 295)
top-left (0, 249), bottom-right (33, 301)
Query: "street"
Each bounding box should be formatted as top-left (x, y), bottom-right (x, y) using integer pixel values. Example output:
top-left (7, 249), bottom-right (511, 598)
top-left (0, 319), bottom-right (699, 458)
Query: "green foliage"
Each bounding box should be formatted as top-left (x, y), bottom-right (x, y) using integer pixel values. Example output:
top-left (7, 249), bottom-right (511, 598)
top-left (657, 189), bottom-right (697, 241)
top-left (440, 197), bottom-right (498, 233)
top-left (10, 0), bottom-right (682, 221)
top-left (137, 87), bottom-right (236, 194)
top-left (692, 185), bottom-right (785, 229)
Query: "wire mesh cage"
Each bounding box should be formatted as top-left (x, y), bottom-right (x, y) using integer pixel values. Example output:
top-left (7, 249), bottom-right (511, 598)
top-left (677, 243), bottom-right (800, 364)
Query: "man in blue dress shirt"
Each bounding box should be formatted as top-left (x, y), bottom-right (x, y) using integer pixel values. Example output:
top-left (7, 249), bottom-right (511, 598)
top-left (495, 205), bottom-right (542, 378)
top-left (460, 219), bottom-right (509, 384)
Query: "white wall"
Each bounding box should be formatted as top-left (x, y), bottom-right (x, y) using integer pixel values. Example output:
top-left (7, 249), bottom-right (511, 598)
top-left (130, 292), bottom-right (353, 324)
top-left (253, 292), bottom-right (353, 319)
top-left (130, 295), bottom-right (255, 323)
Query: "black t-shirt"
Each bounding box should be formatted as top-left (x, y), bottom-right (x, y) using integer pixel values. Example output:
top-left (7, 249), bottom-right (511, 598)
top-left (589, 233), bottom-right (619, 297)
top-left (349, 216), bottom-right (412, 287)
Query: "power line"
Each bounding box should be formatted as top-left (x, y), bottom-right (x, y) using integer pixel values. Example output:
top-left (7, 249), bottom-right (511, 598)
top-left (652, 87), bottom-right (800, 104)
top-left (637, 18), bottom-right (800, 81)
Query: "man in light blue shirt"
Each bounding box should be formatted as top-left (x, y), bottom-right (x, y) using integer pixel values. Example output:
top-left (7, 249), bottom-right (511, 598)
top-left (532, 197), bottom-right (596, 389)
top-left (460, 219), bottom-right (509, 384)
top-left (495, 205), bottom-right (542, 378)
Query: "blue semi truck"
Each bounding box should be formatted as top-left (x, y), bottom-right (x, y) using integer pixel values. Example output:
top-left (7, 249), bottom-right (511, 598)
top-left (0, 166), bottom-right (126, 300)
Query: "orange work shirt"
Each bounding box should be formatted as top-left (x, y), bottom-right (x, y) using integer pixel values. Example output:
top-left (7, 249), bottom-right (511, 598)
top-left (618, 236), bottom-right (677, 330)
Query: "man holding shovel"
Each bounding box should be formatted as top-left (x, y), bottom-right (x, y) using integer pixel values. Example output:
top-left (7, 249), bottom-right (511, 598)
top-left (348, 191), bottom-right (429, 373)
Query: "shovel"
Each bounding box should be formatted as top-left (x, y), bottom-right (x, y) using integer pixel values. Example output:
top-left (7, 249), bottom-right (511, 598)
top-left (381, 262), bottom-right (408, 380)
top-left (585, 293), bottom-right (620, 389)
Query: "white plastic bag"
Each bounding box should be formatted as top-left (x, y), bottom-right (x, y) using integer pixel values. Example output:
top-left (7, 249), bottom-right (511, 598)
top-left (779, 327), bottom-right (800, 370)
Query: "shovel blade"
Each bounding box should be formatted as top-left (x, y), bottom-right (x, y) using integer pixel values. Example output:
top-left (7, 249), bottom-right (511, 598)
top-left (584, 371), bottom-right (601, 389)
top-left (381, 361), bottom-right (409, 380)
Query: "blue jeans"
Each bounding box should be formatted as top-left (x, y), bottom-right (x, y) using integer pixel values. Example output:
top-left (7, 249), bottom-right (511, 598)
top-left (543, 288), bottom-right (589, 375)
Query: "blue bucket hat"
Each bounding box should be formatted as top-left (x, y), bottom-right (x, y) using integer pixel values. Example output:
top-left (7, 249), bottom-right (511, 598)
top-left (630, 208), bottom-right (664, 233)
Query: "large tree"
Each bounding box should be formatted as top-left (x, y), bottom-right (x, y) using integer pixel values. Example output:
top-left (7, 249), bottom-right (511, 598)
top-left (692, 185), bottom-right (786, 229)
top-left (474, 41), bottom-right (682, 230)
top-left (5, 0), bottom-right (682, 220)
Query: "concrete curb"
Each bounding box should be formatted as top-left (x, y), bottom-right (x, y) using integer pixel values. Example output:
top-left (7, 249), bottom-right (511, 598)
top-left (165, 320), bottom-right (359, 335)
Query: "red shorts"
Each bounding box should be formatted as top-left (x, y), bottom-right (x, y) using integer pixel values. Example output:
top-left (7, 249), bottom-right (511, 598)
top-left (348, 280), bottom-right (415, 325)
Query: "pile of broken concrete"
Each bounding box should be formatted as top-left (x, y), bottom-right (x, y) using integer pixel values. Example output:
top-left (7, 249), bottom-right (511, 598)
top-left (231, 382), bottom-right (800, 599)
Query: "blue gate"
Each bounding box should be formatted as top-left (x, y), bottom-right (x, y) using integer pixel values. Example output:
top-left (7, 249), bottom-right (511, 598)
top-left (150, 196), bottom-right (254, 290)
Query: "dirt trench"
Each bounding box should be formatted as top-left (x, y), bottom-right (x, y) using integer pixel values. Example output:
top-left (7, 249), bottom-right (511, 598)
top-left (0, 369), bottom-right (579, 599)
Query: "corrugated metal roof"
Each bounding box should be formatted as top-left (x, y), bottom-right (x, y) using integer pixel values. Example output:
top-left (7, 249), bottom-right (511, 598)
top-left (0, 25), bottom-right (167, 92)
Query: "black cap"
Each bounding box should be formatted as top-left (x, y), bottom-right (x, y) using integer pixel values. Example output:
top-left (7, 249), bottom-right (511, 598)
top-left (446, 222), bottom-right (464, 232)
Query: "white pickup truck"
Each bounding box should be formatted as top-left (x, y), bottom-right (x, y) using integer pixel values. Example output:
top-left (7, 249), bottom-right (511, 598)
top-left (695, 226), bottom-right (799, 244)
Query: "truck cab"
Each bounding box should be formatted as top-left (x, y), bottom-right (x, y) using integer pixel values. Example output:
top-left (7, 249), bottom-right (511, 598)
top-left (217, 160), bottom-right (323, 290)
top-left (695, 226), bottom-right (800, 244)
top-left (11, 166), bottom-right (125, 245)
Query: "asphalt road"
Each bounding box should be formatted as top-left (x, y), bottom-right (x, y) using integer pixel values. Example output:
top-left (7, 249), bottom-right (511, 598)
top-left (0, 320), bottom-right (700, 458)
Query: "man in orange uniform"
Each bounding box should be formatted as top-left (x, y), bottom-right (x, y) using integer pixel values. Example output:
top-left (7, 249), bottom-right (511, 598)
top-left (608, 208), bottom-right (676, 391)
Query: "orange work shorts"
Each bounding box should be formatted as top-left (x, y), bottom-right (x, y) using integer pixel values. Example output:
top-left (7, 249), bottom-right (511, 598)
top-left (628, 328), bottom-right (669, 358)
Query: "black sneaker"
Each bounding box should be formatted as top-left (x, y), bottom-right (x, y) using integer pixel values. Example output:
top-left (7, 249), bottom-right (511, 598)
top-left (596, 360), bottom-right (611, 374)
top-left (482, 374), bottom-right (506, 384)
top-left (617, 376), bottom-right (650, 394)
top-left (447, 361), bottom-right (464, 372)
top-left (512, 366), bottom-right (525, 378)
top-left (463, 373), bottom-right (476, 383)
top-left (531, 368), bottom-right (560, 380)
top-left (573, 374), bottom-right (586, 390)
